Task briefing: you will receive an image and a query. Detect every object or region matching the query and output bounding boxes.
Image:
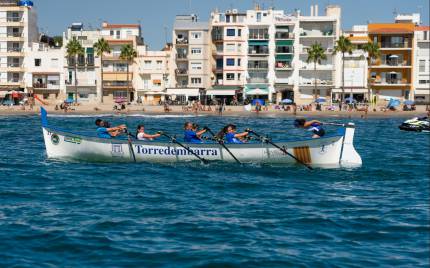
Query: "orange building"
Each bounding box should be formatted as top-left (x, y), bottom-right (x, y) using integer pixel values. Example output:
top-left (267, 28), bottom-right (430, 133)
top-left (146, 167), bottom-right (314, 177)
top-left (368, 23), bottom-right (415, 103)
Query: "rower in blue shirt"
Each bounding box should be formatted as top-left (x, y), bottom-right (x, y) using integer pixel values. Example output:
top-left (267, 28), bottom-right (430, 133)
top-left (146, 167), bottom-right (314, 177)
top-left (183, 122), bottom-right (207, 143)
top-left (95, 119), bottom-right (126, 139)
top-left (225, 124), bottom-right (249, 144)
top-left (294, 118), bottom-right (325, 138)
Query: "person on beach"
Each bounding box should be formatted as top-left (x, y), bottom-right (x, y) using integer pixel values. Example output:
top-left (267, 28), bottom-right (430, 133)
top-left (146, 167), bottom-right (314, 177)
top-left (135, 124), bottom-right (161, 141)
top-left (95, 119), bottom-right (126, 139)
top-left (294, 118), bottom-right (325, 138)
top-left (225, 124), bottom-right (249, 144)
top-left (184, 122), bottom-right (206, 143)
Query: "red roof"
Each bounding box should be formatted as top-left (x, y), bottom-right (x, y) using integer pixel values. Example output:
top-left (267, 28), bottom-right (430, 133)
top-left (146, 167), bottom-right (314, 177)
top-left (415, 26), bottom-right (430, 31)
top-left (102, 23), bottom-right (140, 29)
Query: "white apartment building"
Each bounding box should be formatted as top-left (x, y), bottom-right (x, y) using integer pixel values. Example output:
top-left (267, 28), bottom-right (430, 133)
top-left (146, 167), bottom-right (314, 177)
top-left (209, 9), bottom-right (247, 101)
top-left (169, 15), bottom-right (212, 102)
top-left (63, 23), bottom-right (99, 103)
top-left (413, 26), bottom-right (430, 103)
top-left (342, 25), bottom-right (369, 102)
top-left (0, 0), bottom-right (38, 94)
top-left (24, 42), bottom-right (65, 101)
top-left (297, 5), bottom-right (342, 104)
top-left (135, 44), bottom-right (171, 105)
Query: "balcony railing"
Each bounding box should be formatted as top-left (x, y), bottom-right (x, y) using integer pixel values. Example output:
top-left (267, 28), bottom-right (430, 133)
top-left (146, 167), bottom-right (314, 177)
top-left (248, 63), bottom-right (269, 69)
top-left (103, 81), bottom-right (131, 87)
top-left (176, 69), bottom-right (188, 75)
top-left (7, 47), bottom-right (23, 52)
top-left (371, 59), bottom-right (411, 67)
top-left (275, 62), bottom-right (292, 69)
top-left (6, 17), bottom-right (23, 22)
top-left (176, 38), bottom-right (189, 45)
top-left (247, 77), bottom-right (269, 83)
top-left (248, 34), bottom-right (270, 40)
top-left (248, 48), bottom-right (269, 55)
top-left (380, 42), bottom-right (411, 49)
top-left (176, 54), bottom-right (188, 60)
top-left (275, 32), bottom-right (295, 39)
top-left (299, 78), bottom-right (333, 85)
top-left (371, 78), bottom-right (409, 85)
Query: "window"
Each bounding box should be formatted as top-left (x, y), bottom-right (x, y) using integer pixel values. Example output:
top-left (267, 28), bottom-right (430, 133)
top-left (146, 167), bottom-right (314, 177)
top-left (191, 48), bottom-right (202, 54)
top-left (238, 29), bottom-right (242, 36)
top-left (110, 30), bottom-right (114, 36)
top-left (237, 73), bottom-right (241, 80)
top-left (419, 80), bottom-right (430, 84)
top-left (256, 12), bottom-right (262, 22)
top-left (144, 60), bottom-right (151, 69)
top-left (191, 77), bottom-right (202, 84)
top-left (116, 30), bottom-right (120, 39)
top-left (226, 58), bottom-right (235, 66)
top-left (191, 32), bottom-right (202, 39)
top-left (226, 29), bottom-right (235, 37)
top-left (226, 73), bottom-right (235, 80)
top-left (191, 62), bottom-right (202, 70)
top-left (35, 58), bottom-right (41, 67)
top-left (419, 60), bottom-right (426, 72)
top-left (225, 43), bottom-right (235, 52)
top-left (156, 61), bottom-right (162, 69)
top-left (226, 15), bottom-right (231, 23)
top-left (126, 30), bottom-right (132, 37)
top-left (237, 59), bottom-right (241, 66)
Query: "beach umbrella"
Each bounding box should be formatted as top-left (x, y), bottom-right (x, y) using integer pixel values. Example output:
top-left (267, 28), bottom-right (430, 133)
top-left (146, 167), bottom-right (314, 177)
top-left (281, 99), bottom-right (292, 104)
top-left (345, 97), bottom-right (356, 103)
top-left (404, 100), bottom-right (414, 105)
top-left (387, 98), bottom-right (401, 108)
top-left (389, 55), bottom-right (399, 58)
top-left (315, 97), bottom-right (326, 103)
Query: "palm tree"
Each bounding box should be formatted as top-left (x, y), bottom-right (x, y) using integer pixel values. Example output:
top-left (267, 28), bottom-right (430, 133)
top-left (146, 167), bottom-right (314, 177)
top-left (66, 37), bottom-right (84, 103)
top-left (306, 43), bottom-right (327, 100)
top-left (361, 41), bottom-right (380, 105)
top-left (333, 36), bottom-right (354, 101)
top-left (120, 44), bottom-right (137, 103)
top-left (94, 38), bottom-right (111, 103)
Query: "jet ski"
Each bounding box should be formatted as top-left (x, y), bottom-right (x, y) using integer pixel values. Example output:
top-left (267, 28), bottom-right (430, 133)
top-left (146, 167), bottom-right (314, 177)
top-left (399, 117), bottom-right (430, 132)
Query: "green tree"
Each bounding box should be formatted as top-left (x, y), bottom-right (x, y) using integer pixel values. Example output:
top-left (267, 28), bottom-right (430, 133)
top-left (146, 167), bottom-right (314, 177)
top-left (361, 41), bottom-right (381, 104)
top-left (120, 44), bottom-right (137, 102)
top-left (306, 43), bottom-right (327, 100)
top-left (333, 35), bottom-right (354, 101)
top-left (94, 38), bottom-right (111, 103)
top-left (66, 37), bottom-right (84, 103)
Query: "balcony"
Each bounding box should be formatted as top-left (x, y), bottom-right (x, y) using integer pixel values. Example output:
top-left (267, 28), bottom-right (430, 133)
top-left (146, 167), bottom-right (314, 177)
top-left (66, 80), bottom-right (97, 87)
top-left (299, 77), bottom-right (333, 86)
top-left (33, 83), bottom-right (60, 90)
top-left (275, 32), bottom-right (295, 39)
top-left (371, 78), bottom-right (410, 86)
top-left (300, 63), bottom-right (334, 70)
top-left (176, 38), bottom-right (189, 45)
top-left (300, 30), bottom-right (334, 38)
top-left (248, 47), bottom-right (269, 55)
top-left (275, 61), bottom-right (293, 70)
top-left (103, 81), bottom-right (131, 88)
top-left (371, 59), bottom-right (411, 68)
top-left (248, 63), bottom-right (269, 70)
top-left (176, 54), bottom-right (188, 61)
top-left (175, 69), bottom-right (189, 76)
top-left (247, 77), bottom-right (269, 84)
top-left (380, 42), bottom-right (411, 49)
top-left (248, 33), bottom-right (269, 40)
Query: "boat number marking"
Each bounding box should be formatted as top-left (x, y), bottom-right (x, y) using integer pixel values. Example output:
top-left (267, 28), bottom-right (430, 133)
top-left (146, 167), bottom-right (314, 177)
top-left (319, 145), bottom-right (327, 155)
top-left (64, 136), bottom-right (82, 145)
top-left (111, 144), bottom-right (124, 157)
top-left (51, 134), bottom-right (60, 145)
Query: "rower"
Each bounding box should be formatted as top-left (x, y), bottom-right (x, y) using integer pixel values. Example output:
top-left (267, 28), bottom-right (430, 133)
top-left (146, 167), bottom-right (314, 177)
top-left (294, 118), bottom-right (325, 138)
top-left (184, 122), bottom-right (206, 143)
top-left (95, 119), bottom-right (126, 139)
top-left (225, 124), bottom-right (249, 144)
top-left (136, 124), bottom-right (161, 141)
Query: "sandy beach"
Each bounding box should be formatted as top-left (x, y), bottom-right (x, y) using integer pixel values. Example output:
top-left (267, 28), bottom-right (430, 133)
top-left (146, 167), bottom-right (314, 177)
top-left (0, 103), bottom-right (429, 118)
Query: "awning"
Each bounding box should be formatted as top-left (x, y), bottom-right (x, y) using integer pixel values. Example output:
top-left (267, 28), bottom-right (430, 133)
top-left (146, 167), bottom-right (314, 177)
top-left (166, 88), bottom-right (200, 96)
top-left (249, 40), bottom-right (269, 46)
top-left (244, 85), bottom-right (269, 95)
top-left (332, 88), bottom-right (368, 93)
top-left (206, 89), bottom-right (236, 96)
top-left (47, 75), bottom-right (60, 81)
top-left (86, 47), bottom-right (94, 54)
top-left (276, 54), bottom-right (293, 60)
top-left (153, 79), bottom-right (161, 84)
top-left (276, 40), bottom-right (293, 46)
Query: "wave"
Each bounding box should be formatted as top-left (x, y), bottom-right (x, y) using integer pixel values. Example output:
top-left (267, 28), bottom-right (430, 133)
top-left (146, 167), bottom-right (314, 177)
top-left (47, 114), bottom-right (206, 119)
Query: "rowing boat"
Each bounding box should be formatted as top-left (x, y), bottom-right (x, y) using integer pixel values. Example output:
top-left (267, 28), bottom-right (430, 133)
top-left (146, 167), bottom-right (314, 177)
top-left (40, 108), bottom-right (362, 168)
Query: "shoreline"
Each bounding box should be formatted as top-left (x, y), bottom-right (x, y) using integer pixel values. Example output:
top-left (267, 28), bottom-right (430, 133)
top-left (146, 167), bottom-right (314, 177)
top-left (0, 104), bottom-right (428, 118)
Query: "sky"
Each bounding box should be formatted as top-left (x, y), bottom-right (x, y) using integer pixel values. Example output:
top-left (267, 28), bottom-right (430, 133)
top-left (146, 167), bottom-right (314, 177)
top-left (35, 0), bottom-right (429, 50)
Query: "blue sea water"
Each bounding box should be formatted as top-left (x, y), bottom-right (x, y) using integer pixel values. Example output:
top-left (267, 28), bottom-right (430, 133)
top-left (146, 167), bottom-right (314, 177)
top-left (0, 114), bottom-right (429, 267)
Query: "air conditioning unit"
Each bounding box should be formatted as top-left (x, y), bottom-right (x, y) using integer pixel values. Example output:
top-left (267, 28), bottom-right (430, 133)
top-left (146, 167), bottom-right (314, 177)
top-left (226, 10), bottom-right (232, 14)
top-left (232, 9), bottom-right (238, 14)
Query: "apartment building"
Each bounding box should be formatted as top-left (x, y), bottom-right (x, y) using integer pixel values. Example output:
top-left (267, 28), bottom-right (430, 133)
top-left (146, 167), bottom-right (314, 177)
top-left (209, 9), bottom-right (247, 102)
top-left (169, 15), bottom-right (211, 102)
top-left (24, 42), bottom-right (65, 100)
top-left (100, 22), bottom-right (143, 103)
top-left (135, 43), bottom-right (171, 104)
top-left (343, 25), bottom-right (369, 102)
top-left (63, 23), bottom-right (99, 103)
top-left (0, 0), bottom-right (38, 94)
top-left (368, 22), bottom-right (415, 103)
top-left (297, 5), bottom-right (341, 104)
top-left (413, 26), bottom-right (430, 103)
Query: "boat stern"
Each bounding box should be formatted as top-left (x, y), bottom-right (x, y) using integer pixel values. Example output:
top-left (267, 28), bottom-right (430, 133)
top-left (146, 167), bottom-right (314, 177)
top-left (340, 123), bottom-right (362, 168)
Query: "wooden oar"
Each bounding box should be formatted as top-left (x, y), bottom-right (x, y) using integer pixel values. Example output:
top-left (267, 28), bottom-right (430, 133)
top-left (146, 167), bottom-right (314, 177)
top-left (204, 127), bottom-right (241, 164)
top-left (159, 132), bottom-right (209, 164)
top-left (247, 129), bottom-right (313, 170)
top-left (125, 130), bottom-right (137, 163)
